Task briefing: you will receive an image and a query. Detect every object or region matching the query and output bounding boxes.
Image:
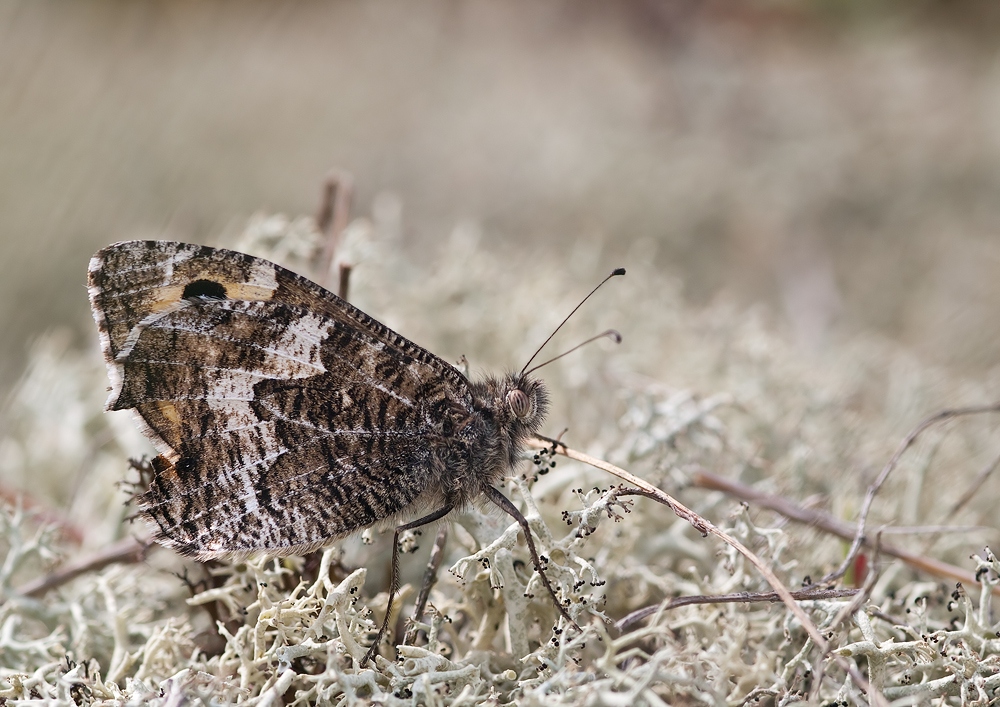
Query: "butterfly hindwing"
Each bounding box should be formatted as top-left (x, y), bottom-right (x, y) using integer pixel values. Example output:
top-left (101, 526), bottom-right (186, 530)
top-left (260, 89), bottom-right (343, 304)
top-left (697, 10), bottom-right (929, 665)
top-left (87, 241), bottom-right (476, 558)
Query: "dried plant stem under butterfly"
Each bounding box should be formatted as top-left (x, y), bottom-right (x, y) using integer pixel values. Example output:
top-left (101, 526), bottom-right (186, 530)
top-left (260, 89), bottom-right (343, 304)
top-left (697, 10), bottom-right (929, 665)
top-left (87, 240), bottom-right (623, 665)
top-left (528, 437), bottom-right (892, 705)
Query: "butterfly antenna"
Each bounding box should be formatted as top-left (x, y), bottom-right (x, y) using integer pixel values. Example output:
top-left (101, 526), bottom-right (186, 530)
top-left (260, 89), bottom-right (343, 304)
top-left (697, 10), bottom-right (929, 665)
top-left (524, 329), bottom-right (622, 376)
top-left (519, 267), bottom-right (625, 375)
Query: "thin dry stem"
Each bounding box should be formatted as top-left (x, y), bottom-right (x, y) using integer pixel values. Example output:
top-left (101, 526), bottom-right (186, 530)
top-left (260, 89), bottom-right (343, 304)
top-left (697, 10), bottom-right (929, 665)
top-left (944, 449), bottom-right (1000, 521)
top-left (615, 587), bottom-right (860, 631)
top-left (692, 468), bottom-right (1000, 596)
top-left (14, 537), bottom-right (151, 597)
top-left (315, 169), bottom-right (354, 289)
top-left (338, 263), bottom-right (353, 302)
top-left (822, 403), bottom-right (1000, 585)
top-left (527, 437), bottom-right (885, 703)
top-left (402, 523), bottom-right (449, 647)
top-left (527, 436), bottom-right (828, 650)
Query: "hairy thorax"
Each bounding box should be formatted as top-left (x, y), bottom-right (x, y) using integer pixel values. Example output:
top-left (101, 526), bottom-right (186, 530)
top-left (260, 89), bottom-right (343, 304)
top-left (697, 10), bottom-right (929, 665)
top-left (425, 372), bottom-right (549, 510)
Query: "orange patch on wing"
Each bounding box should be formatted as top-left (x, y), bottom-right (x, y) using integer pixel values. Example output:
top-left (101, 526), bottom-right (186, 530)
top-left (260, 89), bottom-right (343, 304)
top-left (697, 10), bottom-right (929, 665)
top-left (155, 400), bottom-right (181, 427)
top-left (147, 282), bottom-right (278, 311)
top-left (151, 454), bottom-right (178, 482)
top-left (221, 282), bottom-right (278, 300)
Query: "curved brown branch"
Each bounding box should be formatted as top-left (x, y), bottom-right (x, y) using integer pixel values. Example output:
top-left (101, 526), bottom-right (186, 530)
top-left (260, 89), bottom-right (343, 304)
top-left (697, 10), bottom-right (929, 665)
top-left (527, 436), bottom-right (829, 651)
top-left (14, 537), bottom-right (152, 598)
top-left (615, 587), bottom-right (860, 632)
top-left (527, 437), bottom-right (884, 703)
top-left (691, 468), bottom-right (1000, 596)
top-left (821, 403), bottom-right (1000, 585)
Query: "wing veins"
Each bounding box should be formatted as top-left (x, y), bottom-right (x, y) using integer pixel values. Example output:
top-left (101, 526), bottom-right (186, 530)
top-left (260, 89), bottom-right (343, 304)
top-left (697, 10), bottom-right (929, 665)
top-left (267, 409), bottom-right (424, 439)
top-left (126, 360), bottom-right (274, 380)
top-left (144, 447), bottom-right (288, 523)
top-left (195, 420), bottom-right (271, 439)
top-left (139, 321), bottom-right (327, 372)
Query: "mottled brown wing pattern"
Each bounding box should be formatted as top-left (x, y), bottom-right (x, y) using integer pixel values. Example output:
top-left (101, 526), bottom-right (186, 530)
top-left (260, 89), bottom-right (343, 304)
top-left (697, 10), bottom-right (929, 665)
top-left (88, 241), bottom-right (476, 558)
top-left (89, 240), bottom-right (470, 400)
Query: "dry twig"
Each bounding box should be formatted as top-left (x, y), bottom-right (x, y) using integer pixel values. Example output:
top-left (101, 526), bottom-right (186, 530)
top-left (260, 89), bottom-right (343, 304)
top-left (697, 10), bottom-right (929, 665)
top-left (403, 523), bottom-right (449, 646)
top-left (615, 587), bottom-right (860, 631)
top-left (314, 169), bottom-right (354, 290)
top-left (528, 437), bottom-right (885, 704)
top-left (14, 537), bottom-right (152, 598)
top-left (821, 403), bottom-right (1000, 585)
top-left (691, 468), bottom-right (1000, 596)
top-left (527, 437), bottom-right (829, 650)
top-left (944, 449), bottom-right (1000, 521)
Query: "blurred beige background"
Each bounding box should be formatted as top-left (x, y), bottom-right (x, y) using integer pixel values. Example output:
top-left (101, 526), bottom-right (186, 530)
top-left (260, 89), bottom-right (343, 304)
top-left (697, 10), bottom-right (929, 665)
top-left (3, 0), bottom-right (1000, 421)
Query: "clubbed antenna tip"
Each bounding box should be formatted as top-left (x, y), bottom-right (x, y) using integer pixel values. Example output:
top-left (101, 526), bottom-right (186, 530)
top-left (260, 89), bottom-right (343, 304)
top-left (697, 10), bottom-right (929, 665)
top-left (518, 267), bottom-right (626, 376)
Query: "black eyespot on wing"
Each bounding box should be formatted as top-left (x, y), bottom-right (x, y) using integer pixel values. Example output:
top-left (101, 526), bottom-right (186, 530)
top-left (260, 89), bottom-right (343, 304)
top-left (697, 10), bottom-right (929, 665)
top-left (182, 279), bottom-right (228, 300)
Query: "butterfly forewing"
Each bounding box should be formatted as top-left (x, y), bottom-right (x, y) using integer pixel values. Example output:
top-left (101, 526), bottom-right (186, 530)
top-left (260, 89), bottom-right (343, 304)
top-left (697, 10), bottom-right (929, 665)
top-left (88, 241), bottom-right (477, 558)
top-left (88, 240), bottom-right (471, 401)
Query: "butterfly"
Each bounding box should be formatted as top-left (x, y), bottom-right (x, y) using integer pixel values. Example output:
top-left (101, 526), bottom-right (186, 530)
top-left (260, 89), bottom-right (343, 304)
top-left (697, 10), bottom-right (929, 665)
top-left (88, 240), bottom-right (621, 663)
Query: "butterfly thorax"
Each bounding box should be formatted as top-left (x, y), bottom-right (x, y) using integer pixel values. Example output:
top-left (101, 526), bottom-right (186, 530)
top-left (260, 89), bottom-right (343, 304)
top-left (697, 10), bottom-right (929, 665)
top-left (432, 372), bottom-right (549, 509)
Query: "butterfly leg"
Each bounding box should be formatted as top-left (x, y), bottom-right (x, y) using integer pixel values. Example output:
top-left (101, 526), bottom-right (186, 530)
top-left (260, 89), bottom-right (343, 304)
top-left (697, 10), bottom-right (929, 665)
top-left (361, 503), bottom-right (454, 667)
top-left (482, 485), bottom-right (582, 634)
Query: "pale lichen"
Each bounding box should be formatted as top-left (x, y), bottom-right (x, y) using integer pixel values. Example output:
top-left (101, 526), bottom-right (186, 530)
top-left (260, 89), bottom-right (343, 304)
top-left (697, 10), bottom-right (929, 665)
top-left (1, 204), bottom-right (998, 705)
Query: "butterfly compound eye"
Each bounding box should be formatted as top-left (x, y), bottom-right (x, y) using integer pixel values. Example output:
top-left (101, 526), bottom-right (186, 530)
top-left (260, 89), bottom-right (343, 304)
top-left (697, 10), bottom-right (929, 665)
top-left (506, 389), bottom-right (531, 418)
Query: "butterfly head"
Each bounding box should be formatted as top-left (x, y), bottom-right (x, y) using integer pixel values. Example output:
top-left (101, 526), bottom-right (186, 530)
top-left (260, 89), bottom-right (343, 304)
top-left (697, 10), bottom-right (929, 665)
top-left (498, 372), bottom-right (549, 435)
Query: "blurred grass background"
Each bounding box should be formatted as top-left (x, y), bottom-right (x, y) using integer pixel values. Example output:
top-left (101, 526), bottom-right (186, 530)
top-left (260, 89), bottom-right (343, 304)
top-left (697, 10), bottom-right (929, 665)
top-left (3, 0), bottom-right (1000, 423)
